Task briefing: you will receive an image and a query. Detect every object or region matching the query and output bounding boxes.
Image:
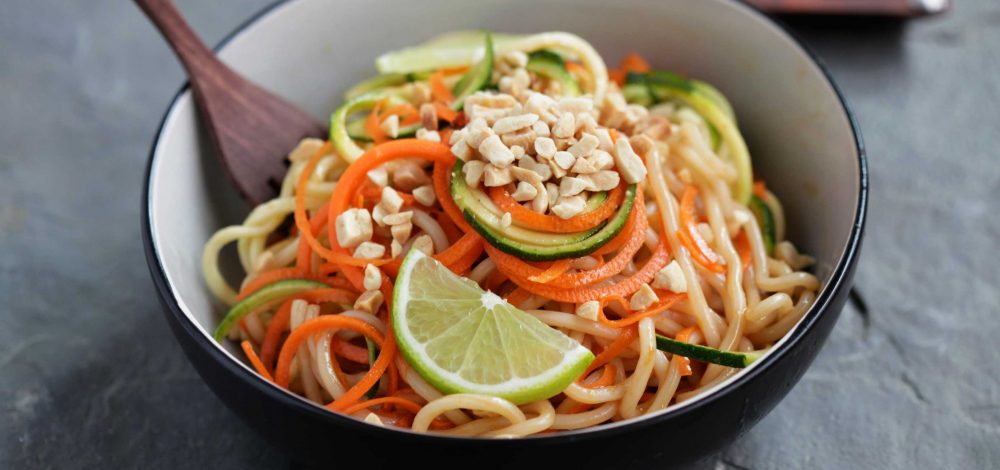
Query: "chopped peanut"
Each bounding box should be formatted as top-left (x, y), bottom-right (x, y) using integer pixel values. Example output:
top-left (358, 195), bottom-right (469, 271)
top-left (484, 164), bottom-right (514, 187)
top-left (576, 301), bottom-right (600, 321)
top-left (614, 138), bottom-right (647, 184)
top-left (353, 241), bottom-right (386, 260)
top-left (551, 195), bottom-right (586, 219)
top-left (567, 133), bottom-right (599, 159)
top-left (390, 222), bottom-right (412, 244)
top-left (411, 234), bottom-right (434, 255)
top-left (629, 284), bottom-right (659, 310)
top-left (493, 114), bottom-right (539, 135)
top-left (479, 134), bottom-right (515, 168)
top-left (380, 114), bottom-right (399, 139)
top-left (363, 264), bottom-right (382, 291)
top-left (463, 160), bottom-right (486, 187)
top-left (652, 260), bottom-right (687, 293)
top-left (511, 181), bottom-right (538, 201)
top-left (559, 176), bottom-right (588, 197)
top-left (553, 151), bottom-right (576, 170)
top-left (367, 167), bottom-right (389, 187)
top-left (382, 210), bottom-right (413, 226)
top-left (416, 128), bottom-right (441, 142)
top-left (552, 113), bottom-right (576, 138)
top-left (534, 137), bottom-right (557, 159)
top-left (335, 208), bottom-right (373, 249)
top-left (354, 289), bottom-right (384, 313)
top-left (412, 185), bottom-right (436, 206)
top-left (420, 103), bottom-right (438, 130)
top-left (381, 187), bottom-right (404, 213)
top-left (392, 161), bottom-right (431, 191)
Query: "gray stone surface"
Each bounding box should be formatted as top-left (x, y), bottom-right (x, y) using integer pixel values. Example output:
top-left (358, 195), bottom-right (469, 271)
top-left (1, 1), bottom-right (997, 468)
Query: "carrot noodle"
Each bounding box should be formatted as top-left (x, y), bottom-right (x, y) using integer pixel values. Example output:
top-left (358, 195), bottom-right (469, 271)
top-left (242, 340), bottom-right (274, 382)
top-left (202, 37), bottom-right (819, 436)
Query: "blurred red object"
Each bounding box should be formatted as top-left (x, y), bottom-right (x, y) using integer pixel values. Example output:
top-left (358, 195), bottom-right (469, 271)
top-left (746, 0), bottom-right (950, 16)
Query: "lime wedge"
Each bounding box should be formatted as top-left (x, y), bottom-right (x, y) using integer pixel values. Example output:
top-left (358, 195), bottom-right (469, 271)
top-left (393, 250), bottom-right (593, 404)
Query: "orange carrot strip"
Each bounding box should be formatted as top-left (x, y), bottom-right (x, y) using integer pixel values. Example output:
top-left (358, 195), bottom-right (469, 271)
top-left (432, 160), bottom-right (471, 231)
top-left (597, 292), bottom-right (686, 328)
top-left (439, 65), bottom-right (470, 76)
top-left (620, 53), bottom-right (651, 74)
top-left (260, 299), bottom-right (294, 369)
top-left (258, 288), bottom-right (357, 368)
top-left (434, 102), bottom-right (459, 123)
top-left (241, 340), bottom-right (274, 382)
top-left (584, 326), bottom-right (638, 376)
top-left (341, 396), bottom-right (424, 416)
top-left (429, 72), bottom-right (454, 104)
top-left (753, 180), bottom-right (768, 199)
top-left (677, 185), bottom-right (726, 273)
top-left (365, 98), bottom-right (389, 144)
top-left (672, 326), bottom-right (698, 376)
top-left (331, 337), bottom-right (371, 364)
top-left (494, 237), bottom-right (670, 304)
top-left (505, 287), bottom-right (531, 306)
top-left (488, 183), bottom-right (626, 233)
top-left (527, 259), bottom-right (573, 283)
top-left (735, 231), bottom-right (752, 270)
top-left (579, 363), bottom-right (616, 389)
top-left (274, 316), bottom-right (391, 411)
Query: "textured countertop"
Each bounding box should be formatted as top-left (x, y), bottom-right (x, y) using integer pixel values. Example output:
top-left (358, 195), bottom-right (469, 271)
top-left (2, 1), bottom-right (997, 468)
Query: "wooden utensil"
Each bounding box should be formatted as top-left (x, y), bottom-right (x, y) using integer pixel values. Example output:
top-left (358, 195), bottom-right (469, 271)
top-left (136, 0), bottom-right (326, 205)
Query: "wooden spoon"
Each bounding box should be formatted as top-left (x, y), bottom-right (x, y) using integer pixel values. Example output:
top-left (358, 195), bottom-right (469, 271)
top-left (136, 0), bottom-right (326, 205)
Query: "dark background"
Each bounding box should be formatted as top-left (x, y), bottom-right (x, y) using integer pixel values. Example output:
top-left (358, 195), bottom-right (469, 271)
top-left (2, 0), bottom-right (998, 468)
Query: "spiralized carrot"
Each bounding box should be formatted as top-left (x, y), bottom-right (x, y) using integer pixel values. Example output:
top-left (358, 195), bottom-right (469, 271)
top-left (341, 396), bottom-right (424, 415)
top-left (382, 103), bottom-right (420, 127)
top-left (498, 237), bottom-right (670, 303)
top-left (487, 192), bottom-right (646, 289)
top-left (609, 52), bottom-right (651, 86)
top-left (434, 102), bottom-right (459, 123)
top-left (259, 289), bottom-right (357, 368)
top-left (526, 259), bottom-right (572, 283)
top-left (597, 291), bottom-right (686, 328)
top-left (428, 71), bottom-right (454, 104)
top-left (260, 299), bottom-right (294, 369)
top-left (274, 315), bottom-right (391, 411)
top-left (672, 327), bottom-right (698, 377)
top-left (365, 98), bottom-right (389, 144)
top-left (753, 180), bottom-right (768, 199)
top-left (505, 287), bottom-right (531, 306)
top-left (735, 231), bottom-right (752, 270)
top-left (579, 362), bottom-right (617, 389)
top-left (241, 340), bottom-right (274, 382)
top-left (432, 160), bottom-right (472, 232)
top-left (677, 185), bottom-right (726, 273)
top-left (330, 337), bottom-right (371, 364)
top-left (488, 183), bottom-right (626, 233)
top-left (583, 326), bottom-right (638, 376)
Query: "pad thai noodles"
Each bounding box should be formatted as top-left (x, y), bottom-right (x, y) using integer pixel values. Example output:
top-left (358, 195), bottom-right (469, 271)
top-left (202, 31), bottom-right (819, 436)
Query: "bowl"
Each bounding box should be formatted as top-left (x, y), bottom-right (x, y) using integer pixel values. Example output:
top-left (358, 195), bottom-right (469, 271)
top-left (141, 0), bottom-right (867, 467)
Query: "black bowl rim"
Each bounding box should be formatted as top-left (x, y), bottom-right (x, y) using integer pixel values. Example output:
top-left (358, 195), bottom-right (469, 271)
top-left (141, 0), bottom-right (868, 446)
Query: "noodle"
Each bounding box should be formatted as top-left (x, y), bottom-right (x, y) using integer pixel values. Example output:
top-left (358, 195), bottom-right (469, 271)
top-left (199, 33), bottom-right (821, 436)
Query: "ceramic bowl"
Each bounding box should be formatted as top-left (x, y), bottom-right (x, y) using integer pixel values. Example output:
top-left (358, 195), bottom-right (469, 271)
top-left (142, 0), bottom-right (867, 467)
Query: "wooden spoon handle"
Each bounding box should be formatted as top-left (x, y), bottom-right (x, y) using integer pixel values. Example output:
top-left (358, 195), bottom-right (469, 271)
top-left (134, 0), bottom-right (230, 86)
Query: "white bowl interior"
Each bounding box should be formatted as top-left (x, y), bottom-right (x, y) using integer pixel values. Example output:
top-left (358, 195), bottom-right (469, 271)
top-left (148, 0), bottom-right (861, 419)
